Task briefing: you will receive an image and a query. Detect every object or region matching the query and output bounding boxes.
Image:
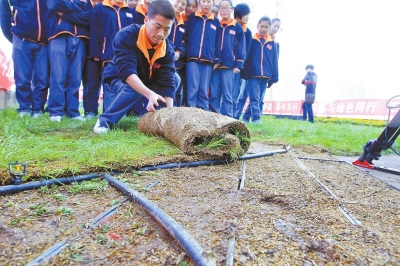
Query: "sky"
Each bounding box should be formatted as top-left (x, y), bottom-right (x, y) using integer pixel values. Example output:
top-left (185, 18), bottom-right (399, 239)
top-left (1, 0), bottom-right (400, 102)
top-left (246, 0), bottom-right (400, 101)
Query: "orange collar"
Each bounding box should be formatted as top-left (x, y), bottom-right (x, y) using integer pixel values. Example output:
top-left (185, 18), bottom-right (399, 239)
top-left (175, 13), bottom-right (185, 26)
top-left (137, 25), bottom-right (167, 79)
top-left (195, 11), bottom-right (214, 20)
top-left (103, 0), bottom-right (127, 8)
top-left (253, 33), bottom-right (272, 43)
top-left (240, 23), bottom-right (247, 32)
top-left (220, 18), bottom-right (236, 27)
top-left (181, 12), bottom-right (189, 22)
top-left (136, 4), bottom-right (147, 16)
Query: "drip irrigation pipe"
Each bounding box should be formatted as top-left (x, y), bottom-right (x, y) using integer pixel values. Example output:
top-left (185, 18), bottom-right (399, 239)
top-left (26, 197), bottom-right (130, 264)
top-left (103, 173), bottom-right (215, 266)
top-left (138, 149), bottom-right (288, 172)
top-left (297, 158), bottom-right (400, 193)
top-left (238, 162), bottom-right (247, 190)
top-left (26, 240), bottom-right (68, 266)
top-left (293, 155), bottom-right (362, 226)
top-left (225, 236), bottom-right (236, 266)
top-left (0, 173), bottom-right (101, 196)
top-left (88, 198), bottom-right (131, 228)
top-left (296, 156), bottom-right (347, 163)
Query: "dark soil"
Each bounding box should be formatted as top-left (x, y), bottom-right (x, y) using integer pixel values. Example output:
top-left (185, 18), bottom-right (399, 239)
top-left (0, 142), bottom-right (399, 265)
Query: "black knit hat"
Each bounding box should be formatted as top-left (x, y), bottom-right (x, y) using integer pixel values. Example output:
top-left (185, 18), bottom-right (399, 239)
top-left (305, 64), bottom-right (314, 70)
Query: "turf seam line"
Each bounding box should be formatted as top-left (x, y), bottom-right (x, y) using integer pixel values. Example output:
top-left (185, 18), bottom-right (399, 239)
top-left (293, 155), bottom-right (362, 226)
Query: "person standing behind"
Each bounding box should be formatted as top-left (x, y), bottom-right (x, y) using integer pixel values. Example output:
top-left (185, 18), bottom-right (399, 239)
top-left (90, 0), bottom-right (137, 112)
top-left (301, 64), bottom-right (317, 123)
top-left (179, 0), bottom-right (197, 106)
top-left (168, 0), bottom-right (187, 107)
top-left (134, 0), bottom-right (153, 24)
top-left (93, 0), bottom-right (176, 134)
top-left (211, 4), bottom-right (219, 17)
top-left (241, 16), bottom-right (278, 124)
top-left (126, 0), bottom-right (139, 8)
top-left (258, 17), bottom-right (281, 113)
top-left (182, 0), bottom-right (197, 21)
top-left (209, 0), bottom-right (244, 117)
top-left (0, 0), bottom-right (49, 118)
top-left (233, 3), bottom-right (251, 120)
top-left (184, 0), bottom-right (220, 110)
top-left (46, 0), bottom-right (92, 122)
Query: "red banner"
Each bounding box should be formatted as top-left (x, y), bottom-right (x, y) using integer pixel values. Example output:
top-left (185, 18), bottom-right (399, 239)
top-left (262, 99), bottom-right (400, 120)
top-left (0, 49), bottom-right (14, 91)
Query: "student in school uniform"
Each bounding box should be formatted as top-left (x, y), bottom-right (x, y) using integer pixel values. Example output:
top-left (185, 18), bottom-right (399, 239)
top-left (0, 0), bottom-right (49, 118)
top-left (91, 0), bottom-right (137, 112)
top-left (241, 16), bottom-right (278, 124)
top-left (258, 17), bottom-right (281, 114)
top-left (184, 0), bottom-right (220, 110)
top-left (168, 0), bottom-right (187, 107)
top-left (46, 0), bottom-right (92, 122)
top-left (181, 0), bottom-right (197, 21)
top-left (134, 0), bottom-right (153, 24)
top-left (93, 0), bottom-right (176, 134)
top-left (179, 0), bottom-right (197, 106)
top-left (233, 2), bottom-right (251, 120)
top-left (126, 0), bottom-right (139, 8)
top-left (208, 0), bottom-right (245, 117)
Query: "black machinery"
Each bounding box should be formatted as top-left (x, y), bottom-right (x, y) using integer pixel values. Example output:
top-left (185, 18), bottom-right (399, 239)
top-left (353, 96), bottom-right (400, 175)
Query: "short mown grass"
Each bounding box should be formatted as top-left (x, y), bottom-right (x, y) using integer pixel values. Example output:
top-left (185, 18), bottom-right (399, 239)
top-left (0, 108), bottom-right (395, 183)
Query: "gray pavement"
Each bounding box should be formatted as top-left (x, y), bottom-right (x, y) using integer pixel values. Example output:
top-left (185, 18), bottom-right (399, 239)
top-left (336, 155), bottom-right (400, 190)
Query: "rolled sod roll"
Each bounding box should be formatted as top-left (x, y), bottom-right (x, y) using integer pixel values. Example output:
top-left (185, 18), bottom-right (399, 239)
top-left (138, 107), bottom-right (251, 160)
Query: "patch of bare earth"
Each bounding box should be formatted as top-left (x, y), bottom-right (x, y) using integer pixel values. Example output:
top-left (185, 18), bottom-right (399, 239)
top-left (0, 143), bottom-right (399, 265)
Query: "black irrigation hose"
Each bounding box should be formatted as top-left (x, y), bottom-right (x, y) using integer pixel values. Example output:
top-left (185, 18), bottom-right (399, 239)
top-left (0, 173), bottom-right (101, 196)
top-left (138, 149), bottom-right (288, 172)
top-left (1, 149), bottom-right (288, 196)
top-left (103, 173), bottom-right (215, 266)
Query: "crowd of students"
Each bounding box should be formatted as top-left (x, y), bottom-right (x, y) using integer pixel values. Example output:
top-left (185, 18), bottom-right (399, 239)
top-left (0, 0), bottom-right (281, 133)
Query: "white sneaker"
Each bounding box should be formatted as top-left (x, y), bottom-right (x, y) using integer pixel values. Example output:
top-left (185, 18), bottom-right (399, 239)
top-left (32, 113), bottom-right (42, 119)
top-left (73, 116), bottom-right (86, 122)
top-left (19, 112), bottom-right (31, 118)
top-left (93, 119), bottom-right (109, 134)
top-left (50, 116), bottom-right (62, 122)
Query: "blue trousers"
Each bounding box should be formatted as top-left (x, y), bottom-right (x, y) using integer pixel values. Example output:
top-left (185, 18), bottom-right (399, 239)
top-left (82, 58), bottom-right (102, 115)
top-left (12, 35), bottom-right (49, 113)
top-left (47, 35), bottom-right (85, 118)
top-left (209, 68), bottom-right (235, 117)
top-left (174, 69), bottom-right (183, 107)
top-left (99, 78), bottom-right (166, 127)
top-left (186, 62), bottom-right (212, 110)
top-left (178, 65), bottom-right (187, 106)
top-left (243, 78), bottom-right (268, 122)
top-left (302, 102), bottom-right (314, 122)
top-left (233, 77), bottom-right (247, 120)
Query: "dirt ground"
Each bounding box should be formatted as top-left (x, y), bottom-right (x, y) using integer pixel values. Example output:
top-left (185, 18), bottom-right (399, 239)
top-left (0, 142), bottom-right (399, 265)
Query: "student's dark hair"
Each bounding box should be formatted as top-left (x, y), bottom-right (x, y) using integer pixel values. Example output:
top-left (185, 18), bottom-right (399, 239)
top-left (305, 64), bottom-right (314, 70)
top-left (147, 0), bottom-right (175, 20)
top-left (272, 18), bottom-right (281, 24)
top-left (187, 0), bottom-right (198, 7)
top-left (234, 3), bottom-right (250, 19)
top-left (219, 0), bottom-right (232, 8)
top-left (258, 16), bottom-right (271, 26)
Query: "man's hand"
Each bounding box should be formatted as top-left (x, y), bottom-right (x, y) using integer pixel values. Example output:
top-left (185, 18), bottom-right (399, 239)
top-left (146, 92), bottom-right (166, 112)
top-left (233, 68), bottom-right (240, 74)
top-left (174, 52), bottom-right (180, 61)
